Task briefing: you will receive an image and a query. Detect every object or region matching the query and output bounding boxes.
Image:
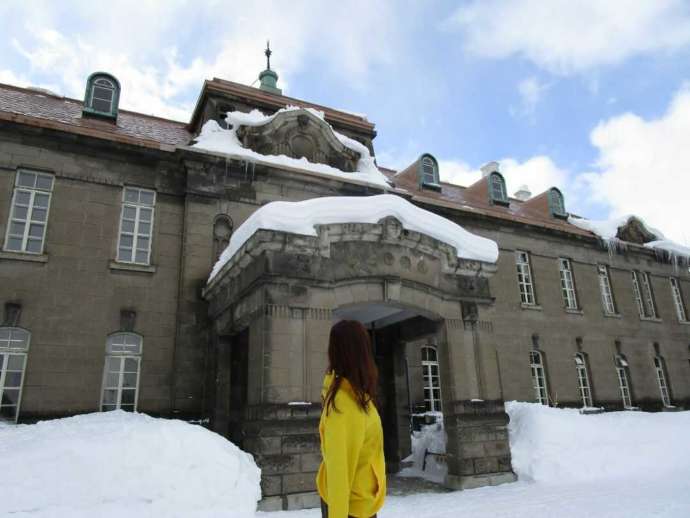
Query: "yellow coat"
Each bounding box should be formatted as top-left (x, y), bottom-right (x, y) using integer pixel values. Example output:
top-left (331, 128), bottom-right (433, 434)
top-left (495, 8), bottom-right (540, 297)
top-left (316, 373), bottom-right (386, 518)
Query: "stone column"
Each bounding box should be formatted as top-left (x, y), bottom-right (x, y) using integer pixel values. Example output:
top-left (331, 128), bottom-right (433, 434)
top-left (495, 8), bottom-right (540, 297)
top-left (442, 303), bottom-right (516, 490)
top-left (240, 304), bottom-right (330, 512)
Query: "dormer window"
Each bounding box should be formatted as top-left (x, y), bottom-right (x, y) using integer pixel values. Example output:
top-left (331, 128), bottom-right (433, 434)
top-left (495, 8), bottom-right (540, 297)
top-left (83, 72), bottom-right (120, 120)
top-left (489, 172), bottom-right (509, 205)
top-left (548, 187), bottom-right (567, 217)
top-left (419, 154), bottom-right (440, 189)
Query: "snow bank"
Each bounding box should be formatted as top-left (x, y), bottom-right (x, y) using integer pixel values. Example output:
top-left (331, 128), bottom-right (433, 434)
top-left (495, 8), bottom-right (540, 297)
top-left (208, 194), bottom-right (499, 282)
top-left (191, 106), bottom-right (391, 190)
top-left (506, 401), bottom-right (690, 484)
top-left (0, 411), bottom-right (261, 518)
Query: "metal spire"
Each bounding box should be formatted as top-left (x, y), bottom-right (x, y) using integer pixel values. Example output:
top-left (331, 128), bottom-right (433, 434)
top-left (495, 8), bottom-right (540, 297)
top-left (265, 40), bottom-right (272, 71)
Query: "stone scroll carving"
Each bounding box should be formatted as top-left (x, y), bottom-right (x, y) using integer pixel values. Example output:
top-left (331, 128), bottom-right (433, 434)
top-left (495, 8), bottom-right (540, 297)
top-left (235, 109), bottom-right (361, 172)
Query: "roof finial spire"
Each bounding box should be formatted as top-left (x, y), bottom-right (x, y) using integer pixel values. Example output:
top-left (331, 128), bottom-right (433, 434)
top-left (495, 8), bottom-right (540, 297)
top-left (265, 40), bottom-right (272, 70)
top-left (258, 41), bottom-right (281, 95)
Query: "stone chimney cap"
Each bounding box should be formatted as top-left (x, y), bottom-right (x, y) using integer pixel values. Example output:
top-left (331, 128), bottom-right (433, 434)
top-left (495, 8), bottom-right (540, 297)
top-left (480, 161), bottom-right (500, 177)
top-left (514, 184), bottom-right (532, 201)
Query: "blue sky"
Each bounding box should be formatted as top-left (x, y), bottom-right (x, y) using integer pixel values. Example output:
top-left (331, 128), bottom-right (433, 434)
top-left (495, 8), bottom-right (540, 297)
top-left (1, 0), bottom-right (689, 243)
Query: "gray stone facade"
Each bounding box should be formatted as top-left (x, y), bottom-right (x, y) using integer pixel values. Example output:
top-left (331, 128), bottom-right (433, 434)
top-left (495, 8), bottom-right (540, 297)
top-left (1, 77), bottom-right (689, 511)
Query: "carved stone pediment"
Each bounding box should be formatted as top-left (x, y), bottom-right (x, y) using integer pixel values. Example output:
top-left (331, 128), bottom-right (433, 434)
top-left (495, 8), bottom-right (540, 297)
top-left (616, 216), bottom-right (658, 244)
top-left (235, 109), bottom-right (361, 172)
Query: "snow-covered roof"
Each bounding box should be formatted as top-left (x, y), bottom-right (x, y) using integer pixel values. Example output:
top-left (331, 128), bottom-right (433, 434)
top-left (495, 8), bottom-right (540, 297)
top-left (208, 194), bottom-right (499, 282)
top-left (568, 214), bottom-right (690, 259)
top-left (190, 106), bottom-right (391, 190)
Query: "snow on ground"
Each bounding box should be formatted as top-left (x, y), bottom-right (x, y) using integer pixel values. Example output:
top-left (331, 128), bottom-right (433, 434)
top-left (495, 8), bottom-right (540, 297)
top-left (190, 106), bottom-right (391, 190)
top-left (266, 402), bottom-right (690, 518)
top-left (0, 411), bottom-right (261, 518)
top-left (208, 194), bottom-right (500, 282)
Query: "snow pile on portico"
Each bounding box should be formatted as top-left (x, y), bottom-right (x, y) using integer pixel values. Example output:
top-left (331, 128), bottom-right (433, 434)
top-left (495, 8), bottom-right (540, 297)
top-left (209, 194), bottom-right (499, 282)
top-left (191, 106), bottom-right (392, 189)
top-left (0, 411), bottom-right (261, 517)
top-left (569, 214), bottom-right (690, 258)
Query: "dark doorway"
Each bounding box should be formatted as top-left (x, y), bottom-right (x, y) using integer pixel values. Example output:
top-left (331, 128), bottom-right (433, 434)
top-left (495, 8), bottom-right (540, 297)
top-left (333, 303), bottom-right (440, 472)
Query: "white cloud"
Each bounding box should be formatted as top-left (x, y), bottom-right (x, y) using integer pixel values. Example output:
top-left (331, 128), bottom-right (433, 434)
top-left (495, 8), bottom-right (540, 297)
top-left (439, 155), bottom-right (568, 198)
top-left (447, 0), bottom-right (690, 74)
top-left (513, 76), bottom-right (550, 120)
top-left (0, 69), bottom-right (30, 87)
top-left (6, 1), bottom-right (401, 121)
top-left (582, 84), bottom-right (690, 243)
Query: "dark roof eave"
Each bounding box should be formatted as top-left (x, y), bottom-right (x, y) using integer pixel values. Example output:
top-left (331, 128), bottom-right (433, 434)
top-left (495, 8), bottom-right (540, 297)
top-left (188, 78), bottom-right (376, 136)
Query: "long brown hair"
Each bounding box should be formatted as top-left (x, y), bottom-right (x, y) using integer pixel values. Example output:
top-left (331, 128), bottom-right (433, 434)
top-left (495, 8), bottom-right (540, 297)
top-left (323, 320), bottom-right (378, 415)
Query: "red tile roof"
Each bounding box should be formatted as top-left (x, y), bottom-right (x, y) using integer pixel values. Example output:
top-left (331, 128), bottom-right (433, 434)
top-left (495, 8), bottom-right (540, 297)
top-left (0, 81), bottom-right (596, 241)
top-left (382, 164), bottom-right (593, 239)
top-left (0, 83), bottom-right (191, 150)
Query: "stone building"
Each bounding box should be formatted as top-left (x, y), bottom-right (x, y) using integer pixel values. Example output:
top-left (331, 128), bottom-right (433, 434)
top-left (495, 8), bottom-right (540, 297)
top-left (1, 57), bottom-right (689, 511)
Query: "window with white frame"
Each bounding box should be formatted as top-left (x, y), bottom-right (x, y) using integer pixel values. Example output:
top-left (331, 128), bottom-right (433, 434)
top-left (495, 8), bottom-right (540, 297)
top-left (558, 258), bottom-right (578, 309)
top-left (653, 355), bottom-right (672, 407)
top-left (421, 345), bottom-right (442, 412)
top-left (516, 251), bottom-right (536, 305)
top-left (574, 353), bottom-right (593, 407)
top-left (631, 271), bottom-right (657, 318)
top-left (529, 350), bottom-right (548, 405)
top-left (670, 277), bottom-right (688, 322)
top-left (101, 332), bottom-right (142, 412)
top-left (614, 354), bottom-right (633, 408)
top-left (597, 264), bottom-right (616, 314)
top-left (4, 170), bottom-right (54, 254)
top-left (421, 156), bottom-right (438, 185)
top-left (0, 327), bottom-right (30, 422)
top-left (117, 187), bottom-right (155, 264)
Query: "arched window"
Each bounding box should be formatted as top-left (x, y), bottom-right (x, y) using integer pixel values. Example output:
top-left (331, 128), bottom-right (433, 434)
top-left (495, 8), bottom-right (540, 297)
top-left (614, 354), bottom-right (633, 408)
top-left (421, 345), bottom-right (442, 412)
top-left (0, 327), bottom-right (30, 422)
top-left (419, 154), bottom-right (439, 187)
top-left (548, 187), bottom-right (567, 217)
top-left (653, 354), bottom-right (672, 407)
top-left (83, 72), bottom-right (120, 119)
top-left (213, 215), bottom-right (234, 262)
top-left (529, 350), bottom-right (549, 405)
top-left (574, 353), bottom-right (592, 407)
top-left (489, 172), bottom-right (508, 204)
top-left (101, 332), bottom-right (142, 412)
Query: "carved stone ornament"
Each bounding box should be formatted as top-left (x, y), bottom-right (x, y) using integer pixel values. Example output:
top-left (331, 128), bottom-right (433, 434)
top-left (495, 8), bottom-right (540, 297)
top-left (234, 108), bottom-right (361, 172)
top-left (616, 216), bottom-right (657, 244)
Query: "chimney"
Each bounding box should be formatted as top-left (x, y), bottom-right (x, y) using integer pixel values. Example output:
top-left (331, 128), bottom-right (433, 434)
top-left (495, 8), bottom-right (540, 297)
top-left (480, 161), bottom-right (499, 177)
top-left (514, 184), bottom-right (531, 201)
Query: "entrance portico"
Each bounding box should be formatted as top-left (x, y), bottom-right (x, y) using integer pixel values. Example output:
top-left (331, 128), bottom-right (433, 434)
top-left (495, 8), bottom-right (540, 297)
top-left (203, 210), bottom-right (516, 510)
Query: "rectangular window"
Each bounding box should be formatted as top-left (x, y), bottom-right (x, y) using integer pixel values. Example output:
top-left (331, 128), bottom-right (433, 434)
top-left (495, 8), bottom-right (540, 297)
top-left (574, 354), bottom-right (592, 407)
top-left (654, 356), bottom-right (671, 407)
top-left (101, 355), bottom-right (141, 412)
top-left (116, 187), bottom-right (155, 265)
top-left (529, 350), bottom-right (548, 405)
top-left (421, 346), bottom-right (442, 413)
top-left (615, 355), bottom-right (633, 408)
top-left (670, 277), bottom-right (688, 322)
top-left (4, 170), bottom-right (54, 254)
top-left (516, 251), bottom-right (536, 305)
top-left (558, 258), bottom-right (578, 309)
top-left (0, 327), bottom-right (30, 423)
top-left (597, 265), bottom-right (616, 314)
top-left (632, 271), bottom-right (657, 318)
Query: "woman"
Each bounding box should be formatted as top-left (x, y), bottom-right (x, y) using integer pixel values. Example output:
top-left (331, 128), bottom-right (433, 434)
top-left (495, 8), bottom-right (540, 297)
top-left (316, 319), bottom-right (386, 518)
